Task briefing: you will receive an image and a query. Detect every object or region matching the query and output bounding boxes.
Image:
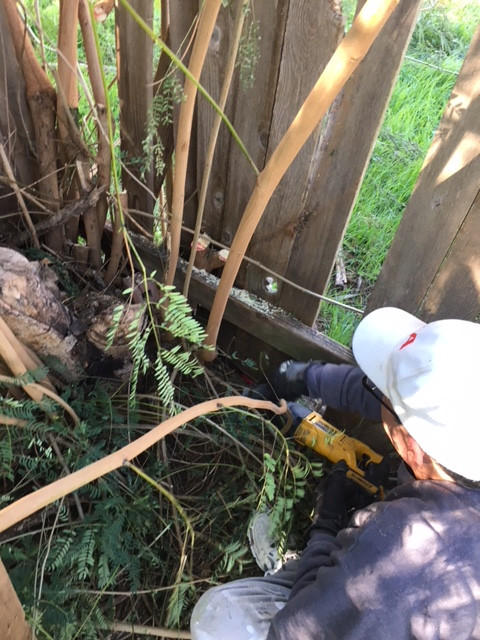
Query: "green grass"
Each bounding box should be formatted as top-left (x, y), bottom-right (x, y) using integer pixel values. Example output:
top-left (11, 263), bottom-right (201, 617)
top-left (321, 0), bottom-right (479, 346)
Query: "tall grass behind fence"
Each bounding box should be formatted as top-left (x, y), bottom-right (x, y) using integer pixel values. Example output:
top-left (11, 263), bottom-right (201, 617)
top-left (321, 0), bottom-right (480, 345)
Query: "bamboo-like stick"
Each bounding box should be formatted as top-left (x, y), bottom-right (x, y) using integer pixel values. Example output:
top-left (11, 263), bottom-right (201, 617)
top-left (0, 317), bottom-right (44, 403)
top-left (78, 0), bottom-right (111, 259)
top-left (165, 0), bottom-right (223, 286)
top-left (57, 0), bottom-right (79, 136)
top-left (183, 0), bottom-right (247, 298)
top-left (0, 396), bottom-right (286, 533)
top-left (105, 191), bottom-right (128, 284)
top-left (202, 0), bottom-right (400, 360)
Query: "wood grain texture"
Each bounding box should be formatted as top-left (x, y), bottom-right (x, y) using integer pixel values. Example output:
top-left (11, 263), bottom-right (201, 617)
top-left (367, 23), bottom-right (480, 318)
top-left (419, 189), bottom-right (480, 321)
top-left (174, 259), bottom-right (354, 364)
top-left (277, 0), bottom-right (421, 325)
top-left (244, 0), bottom-right (343, 297)
top-left (199, 0), bottom-right (290, 252)
top-left (117, 0), bottom-right (154, 228)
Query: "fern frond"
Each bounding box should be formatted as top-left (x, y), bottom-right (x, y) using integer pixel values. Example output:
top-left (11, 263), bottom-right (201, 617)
top-left (153, 357), bottom-right (174, 409)
top-left (75, 527), bottom-right (97, 581)
top-left (105, 305), bottom-right (125, 351)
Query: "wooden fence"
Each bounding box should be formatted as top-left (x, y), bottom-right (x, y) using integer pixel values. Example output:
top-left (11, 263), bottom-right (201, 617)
top-left (170, 0), bottom-right (422, 328)
top-left (166, 2), bottom-right (480, 366)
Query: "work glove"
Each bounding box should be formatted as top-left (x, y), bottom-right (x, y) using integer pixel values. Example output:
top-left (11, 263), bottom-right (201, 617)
top-left (245, 360), bottom-right (321, 402)
top-left (311, 459), bottom-right (388, 536)
top-left (312, 461), bottom-right (351, 536)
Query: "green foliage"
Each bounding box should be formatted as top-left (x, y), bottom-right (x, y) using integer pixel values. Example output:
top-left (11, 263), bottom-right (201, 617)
top-left (2, 376), bottom-right (325, 637)
top-left (142, 73), bottom-right (185, 179)
top-left (258, 450), bottom-right (323, 553)
top-left (106, 280), bottom-right (207, 410)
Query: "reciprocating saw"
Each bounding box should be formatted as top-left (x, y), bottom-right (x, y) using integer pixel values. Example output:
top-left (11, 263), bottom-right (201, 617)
top-left (284, 403), bottom-right (387, 499)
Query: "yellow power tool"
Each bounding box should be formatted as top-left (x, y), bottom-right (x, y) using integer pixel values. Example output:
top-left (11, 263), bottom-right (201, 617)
top-left (285, 403), bottom-right (386, 499)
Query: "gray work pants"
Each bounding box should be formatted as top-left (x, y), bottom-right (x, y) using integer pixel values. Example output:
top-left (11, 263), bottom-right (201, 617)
top-left (190, 562), bottom-right (298, 640)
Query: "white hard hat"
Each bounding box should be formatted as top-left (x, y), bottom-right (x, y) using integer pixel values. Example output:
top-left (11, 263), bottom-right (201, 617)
top-left (352, 307), bottom-right (480, 481)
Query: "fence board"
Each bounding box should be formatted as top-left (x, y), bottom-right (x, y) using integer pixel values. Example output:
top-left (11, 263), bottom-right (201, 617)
top-left (420, 189), bottom-right (480, 321)
top-left (197, 0), bottom-right (290, 247)
top-left (243, 0), bottom-right (343, 294)
top-left (117, 0), bottom-right (154, 228)
top-left (276, 0), bottom-right (421, 324)
top-left (367, 23), bottom-right (480, 319)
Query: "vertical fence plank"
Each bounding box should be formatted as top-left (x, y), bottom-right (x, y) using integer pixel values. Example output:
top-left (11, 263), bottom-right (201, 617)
top-left (243, 0), bottom-right (343, 295)
top-left (276, 0), bottom-right (421, 325)
top-left (117, 0), bottom-right (154, 230)
top-left (420, 189), bottom-right (480, 321)
top-left (366, 23), bottom-right (480, 320)
top-left (197, 0), bottom-right (290, 250)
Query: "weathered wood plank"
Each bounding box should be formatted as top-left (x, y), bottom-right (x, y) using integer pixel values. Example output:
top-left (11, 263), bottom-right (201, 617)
top-left (277, 0), bottom-right (421, 325)
top-left (0, 558), bottom-right (34, 639)
top-left (244, 0), bottom-right (343, 296)
top-left (174, 260), bottom-right (354, 364)
top-left (367, 23), bottom-right (480, 318)
top-left (117, 0), bottom-right (154, 229)
top-left (120, 230), bottom-right (354, 363)
top-left (198, 0), bottom-right (290, 248)
top-left (420, 188), bottom-right (480, 321)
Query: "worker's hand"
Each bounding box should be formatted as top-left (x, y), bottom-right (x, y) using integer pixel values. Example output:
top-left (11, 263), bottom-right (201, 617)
top-left (312, 460), bottom-right (384, 536)
top-left (312, 461), bottom-right (350, 535)
top-left (242, 360), bottom-right (311, 401)
top-left (267, 360), bottom-right (315, 400)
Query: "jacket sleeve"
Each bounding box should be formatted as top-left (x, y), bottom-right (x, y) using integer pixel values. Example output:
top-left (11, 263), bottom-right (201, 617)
top-left (305, 363), bottom-right (381, 421)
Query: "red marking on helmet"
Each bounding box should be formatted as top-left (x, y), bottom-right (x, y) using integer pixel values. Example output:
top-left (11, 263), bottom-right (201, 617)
top-left (400, 333), bottom-right (417, 350)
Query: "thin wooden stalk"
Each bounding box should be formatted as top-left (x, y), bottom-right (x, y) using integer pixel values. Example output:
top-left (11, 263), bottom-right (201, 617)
top-left (108, 622), bottom-right (191, 638)
top-left (202, 0), bottom-right (400, 360)
top-left (183, 0), bottom-right (247, 298)
top-left (78, 0), bottom-right (111, 264)
top-left (57, 0), bottom-right (79, 142)
top-left (57, 0), bottom-right (80, 244)
top-left (165, 0), bottom-right (223, 286)
top-left (0, 396), bottom-right (286, 533)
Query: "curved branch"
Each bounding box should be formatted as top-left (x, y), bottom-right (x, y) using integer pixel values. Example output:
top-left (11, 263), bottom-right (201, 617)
top-left (0, 396), bottom-right (287, 533)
